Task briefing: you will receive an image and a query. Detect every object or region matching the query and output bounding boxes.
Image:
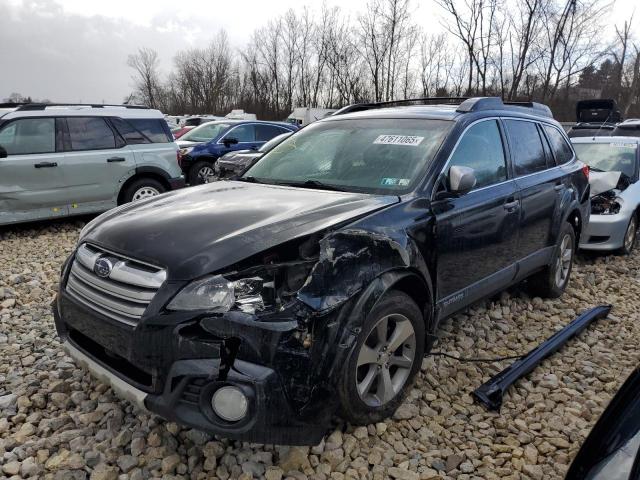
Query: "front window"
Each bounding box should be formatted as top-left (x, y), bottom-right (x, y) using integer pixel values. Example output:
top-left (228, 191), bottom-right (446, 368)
top-left (244, 118), bottom-right (451, 194)
top-left (573, 142), bottom-right (637, 178)
top-left (180, 122), bottom-right (231, 143)
top-left (0, 118), bottom-right (55, 155)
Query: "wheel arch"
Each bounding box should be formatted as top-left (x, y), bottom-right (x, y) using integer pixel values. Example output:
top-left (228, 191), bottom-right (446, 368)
top-left (117, 172), bottom-right (170, 205)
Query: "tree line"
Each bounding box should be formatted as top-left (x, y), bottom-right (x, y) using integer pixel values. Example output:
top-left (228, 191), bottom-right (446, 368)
top-left (127, 0), bottom-right (640, 121)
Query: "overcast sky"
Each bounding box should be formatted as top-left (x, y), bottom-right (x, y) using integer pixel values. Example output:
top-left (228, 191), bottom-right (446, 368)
top-left (1, 0), bottom-right (638, 103)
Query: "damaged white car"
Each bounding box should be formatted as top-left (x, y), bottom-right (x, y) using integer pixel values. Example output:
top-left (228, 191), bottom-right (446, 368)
top-left (572, 136), bottom-right (640, 254)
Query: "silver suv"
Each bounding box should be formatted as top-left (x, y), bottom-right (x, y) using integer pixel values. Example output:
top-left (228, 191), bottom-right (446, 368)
top-left (0, 103), bottom-right (185, 226)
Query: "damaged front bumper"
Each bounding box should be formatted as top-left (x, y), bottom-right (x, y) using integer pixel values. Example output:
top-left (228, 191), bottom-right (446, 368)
top-left (579, 212), bottom-right (630, 250)
top-left (53, 288), bottom-right (342, 445)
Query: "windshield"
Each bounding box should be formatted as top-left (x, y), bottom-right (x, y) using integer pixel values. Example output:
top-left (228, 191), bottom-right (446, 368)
top-left (180, 122), bottom-right (230, 143)
top-left (259, 132), bottom-right (292, 153)
top-left (244, 118), bottom-right (451, 194)
top-left (573, 142), bottom-right (638, 178)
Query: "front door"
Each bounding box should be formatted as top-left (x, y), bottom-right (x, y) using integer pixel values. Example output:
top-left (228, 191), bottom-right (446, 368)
top-left (59, 116), bottom-right (136, 214)
top-left (433, 119), bottom-right (520, 318)
top-left (0, 117), bottom-right (69, 224)
top-left (219, 124), bottom-right (259, 154)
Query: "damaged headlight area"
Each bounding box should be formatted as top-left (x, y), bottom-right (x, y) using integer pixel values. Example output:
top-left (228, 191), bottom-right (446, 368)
top-left (167, 275), bottom-right (269, 314)
top-left (591, 191), bottom-right (622, 215)
top-left (167, 253), bottom-right (317, 315)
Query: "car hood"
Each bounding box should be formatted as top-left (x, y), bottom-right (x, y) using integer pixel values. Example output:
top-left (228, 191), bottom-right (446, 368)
top-left (219, 151), bottom-right (261, 163)
top-left (176, 140), bottom-right (205, 148)
top-left (81, 181), bottom-right (399, 279)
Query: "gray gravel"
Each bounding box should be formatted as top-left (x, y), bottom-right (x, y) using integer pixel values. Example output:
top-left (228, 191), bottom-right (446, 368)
top-left (1, 220), bottom-right (639, 479)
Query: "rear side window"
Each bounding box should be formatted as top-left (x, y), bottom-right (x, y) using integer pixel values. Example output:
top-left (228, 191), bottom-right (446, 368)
top-left (543, 125), bottom-right (574, 165)
top-left (128, 119), bottom-right (170, 143)
top-left (256, 124), bottom-right (288, 141)
top-left (67, 117), bottom-right (115, 151)
top-left (504, 120), bottom-right (547, 176)
top-left (0, 118), bottom-right (55, 155)
top-left (448, 120), bottom-right (507, 189)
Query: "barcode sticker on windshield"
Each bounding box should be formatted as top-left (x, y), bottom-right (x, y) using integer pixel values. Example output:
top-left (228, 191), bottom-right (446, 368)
top-left (374, 135), bottom-right (424, 146)
top-left (611, 143), bottom-right (637, 149)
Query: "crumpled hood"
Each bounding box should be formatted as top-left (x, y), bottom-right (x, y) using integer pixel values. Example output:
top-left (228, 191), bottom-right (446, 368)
top-left (81, 181), bottom-right (399, 280)
top-left (590, 171), bottom-right (622, 197)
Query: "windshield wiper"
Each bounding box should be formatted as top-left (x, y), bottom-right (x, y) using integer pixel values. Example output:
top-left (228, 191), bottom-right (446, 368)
top-left (237, 176), bottom-right (266, 184)
top-left (277, 179), bottom-right (347, 192)
top-left (588, 166), bottom-right (605, 172)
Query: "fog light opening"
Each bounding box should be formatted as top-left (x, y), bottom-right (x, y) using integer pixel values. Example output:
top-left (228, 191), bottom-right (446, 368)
top-left (211, 386), bottom-right (248, 422)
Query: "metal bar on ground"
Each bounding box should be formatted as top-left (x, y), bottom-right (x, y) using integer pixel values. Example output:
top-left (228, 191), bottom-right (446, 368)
top-left (472, 304), bottom-right (612, 411)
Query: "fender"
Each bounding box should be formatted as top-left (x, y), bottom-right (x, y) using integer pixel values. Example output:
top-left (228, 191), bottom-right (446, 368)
top-left (552, 186), bottom-right (586, 244)
top-left (319, 268), bottom-right (434, 387)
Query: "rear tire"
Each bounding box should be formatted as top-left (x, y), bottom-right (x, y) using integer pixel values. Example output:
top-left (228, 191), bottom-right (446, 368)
top-left (188, 161), bottom-right (216, 185)
top-left (617, 215), bottom-right (637, 255)
top-left (527, 222), bottom-right (575, 298)
top-left (338, 291), bottom-right (425, 425)
top-left (121, 178), bottom-right (165, 204)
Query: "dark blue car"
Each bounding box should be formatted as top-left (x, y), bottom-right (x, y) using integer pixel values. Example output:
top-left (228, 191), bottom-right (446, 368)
top-left (176, 120), bottom-right (297, 184)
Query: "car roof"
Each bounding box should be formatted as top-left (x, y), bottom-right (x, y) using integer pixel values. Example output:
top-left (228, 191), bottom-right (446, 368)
top-left (2, 104), bottom-right (166, 120)
top-left (323, 97), bottom-right (556, 124)
top-left (571, 135), bottom-right (640, 144)
top-left (196, 119), bottom-right (295, 128)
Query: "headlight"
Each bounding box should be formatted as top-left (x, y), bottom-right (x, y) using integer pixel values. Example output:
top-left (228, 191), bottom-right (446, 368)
top-left (179, 147), bottom-right (193, 156)
top-left (167, 275), bottom-right (265, 314)
top-left (592, 193), bottom-right (622, 215)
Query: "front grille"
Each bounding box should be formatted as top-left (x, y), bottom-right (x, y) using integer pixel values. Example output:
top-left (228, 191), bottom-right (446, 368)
top-left (65, 243), bottom-right (166, 326)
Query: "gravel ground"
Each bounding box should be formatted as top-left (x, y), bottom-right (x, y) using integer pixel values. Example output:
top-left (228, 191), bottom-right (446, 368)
top-left (1, 219), bottom-right (639, 480)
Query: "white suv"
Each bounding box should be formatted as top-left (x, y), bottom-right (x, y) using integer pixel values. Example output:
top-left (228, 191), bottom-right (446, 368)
top-left (0, 104), bottom-right (184, 226)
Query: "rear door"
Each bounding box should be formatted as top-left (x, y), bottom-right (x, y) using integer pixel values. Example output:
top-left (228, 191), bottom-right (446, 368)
top-left (433, 119), bottom-right (520, 316)
top-left (59, 116), bottom-right (136, 213)
top-left (504, 119), bottom-right (563, 274)
top-left (0, 117), bottom-right (69, 223)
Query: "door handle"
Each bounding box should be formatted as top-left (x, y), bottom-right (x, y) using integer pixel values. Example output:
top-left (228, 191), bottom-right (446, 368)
top-left (107, 157), bottom-right (126, 163)
top-left (34, 162), bottom-right (57, 168)
top-left (503, 200), bottom-right (520, 211)
top-left (554, 184), bottom-right (564, 191)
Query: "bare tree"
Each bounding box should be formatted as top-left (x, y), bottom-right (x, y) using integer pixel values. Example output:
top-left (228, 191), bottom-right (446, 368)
top-left (127, 47), bottom-right (162, 108)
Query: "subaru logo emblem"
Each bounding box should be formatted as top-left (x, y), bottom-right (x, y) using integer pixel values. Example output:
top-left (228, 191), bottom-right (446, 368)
top-left (94, 257), bottom-right (113, 278)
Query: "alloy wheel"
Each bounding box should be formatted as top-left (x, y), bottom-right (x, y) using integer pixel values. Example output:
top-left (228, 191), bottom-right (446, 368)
top-left (356, 313), bottom-right (416, 407)
top-left (198, 166), bottom-right (216, 184)
top-left (624, 217), bottom-right (637, 252)
top-left (554, 234), bottom-right (573, 288)
top-left (132, 186), bottom-right (160, 201)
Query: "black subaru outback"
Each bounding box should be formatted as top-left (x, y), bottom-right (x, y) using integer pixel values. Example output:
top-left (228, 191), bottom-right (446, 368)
top-left (53, 97), bottom-right (590, 445)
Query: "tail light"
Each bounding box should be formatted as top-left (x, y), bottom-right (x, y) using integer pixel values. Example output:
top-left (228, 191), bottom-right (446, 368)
top-left (582, 164), bottom-right (589, 180)
top-left (176, 149), bottom-right (182, 168)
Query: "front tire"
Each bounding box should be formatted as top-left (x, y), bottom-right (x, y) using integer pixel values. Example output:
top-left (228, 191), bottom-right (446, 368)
top-left (188, 161), bottom-right (216, 185)
top-left (121, 178), bottom-right (165, 204)
top-left (527, 222), bottom-right (575, 298)
top-left (617, 215), bottom-right (637, 255)
top-left (338, 291), bottom-right (425, 425)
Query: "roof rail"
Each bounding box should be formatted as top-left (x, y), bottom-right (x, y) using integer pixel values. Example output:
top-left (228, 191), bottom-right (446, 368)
top-left (0, 102), bottom-right (29, 108)
top-left (332, 97), bottom-right (469, 116)
top-left (15, 103), bottom-right (149, 111)
top-left (331, 96), bottom-right (553, 118)
top-left (456, 97), bottom-right (553, 118)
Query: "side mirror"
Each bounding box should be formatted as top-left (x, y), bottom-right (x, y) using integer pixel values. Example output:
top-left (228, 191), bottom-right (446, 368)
top-left (223, 137), bottom-right (238, 147)
top-left (449, 165), bottom-right (476, 195)
top-left (0, 146), bottom-right (6, 159)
